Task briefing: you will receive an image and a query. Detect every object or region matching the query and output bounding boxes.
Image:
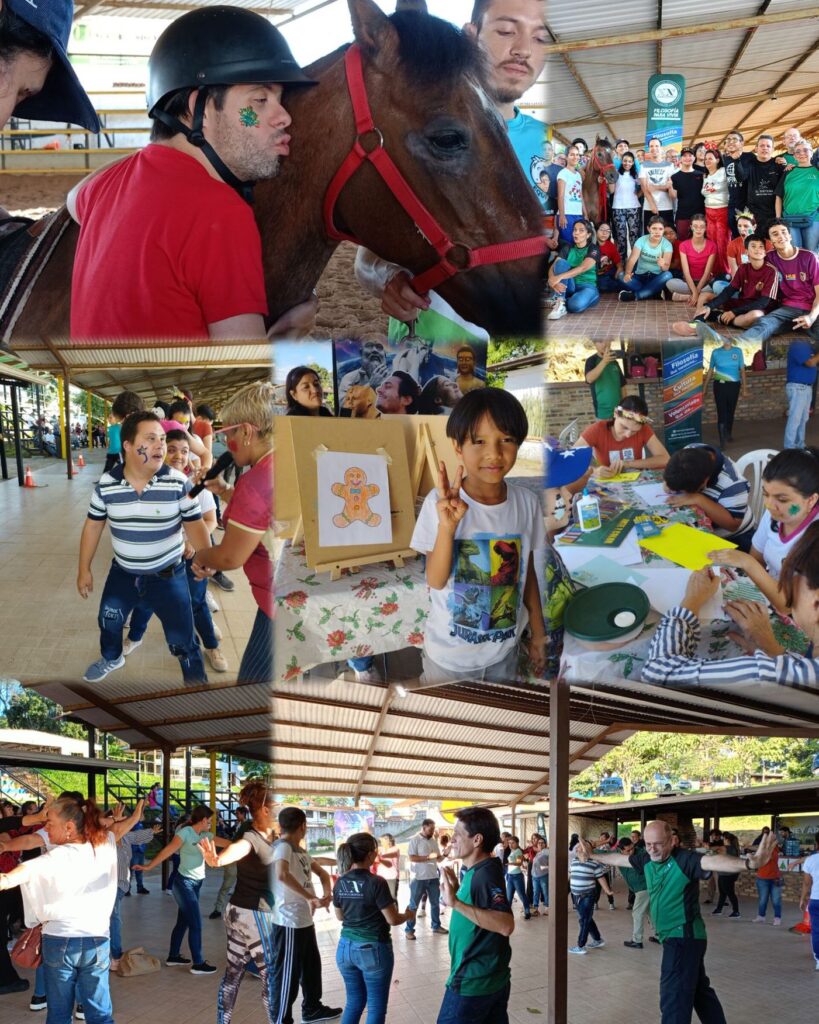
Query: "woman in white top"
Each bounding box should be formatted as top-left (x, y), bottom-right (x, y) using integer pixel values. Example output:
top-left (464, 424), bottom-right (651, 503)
top-left (610, 151), bottom-right (642, 266)
top-left (701, 149), bottom-right (730, 276)
top-left (556, 145), bottom-right (588, 245)
top-left (0, 796), bottom-right (144, 1024)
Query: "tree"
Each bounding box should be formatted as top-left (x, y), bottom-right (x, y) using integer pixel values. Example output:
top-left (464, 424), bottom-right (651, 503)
top-left (307, 363), bottom-right (334, 410)
top-left (5, 690), bottom-right (86, 739)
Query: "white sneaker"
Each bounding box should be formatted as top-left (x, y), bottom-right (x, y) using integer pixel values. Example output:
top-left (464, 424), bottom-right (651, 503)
top-left (212, 623), bottom-right (223, 642)
top-left (814, 959), bottom-right (819, 971)
top-left (773, 917), bottom-right (781, 926)
top-left (353, 668), bottom-right (380, 683)
top-left (568, 945), bottom-right (587, 955)
top-left (122, 638), bottom-right (143, 656)
top-left (753, 916), bottom-right (765, 923)
top-left (206, 590), bottom-right (220, 613)
top-left (417, 908), bottom-right (426, 918)
top-left (547, 298), bottom-right (567, 321)
top-left (587, 939), bottom-right (606, 949)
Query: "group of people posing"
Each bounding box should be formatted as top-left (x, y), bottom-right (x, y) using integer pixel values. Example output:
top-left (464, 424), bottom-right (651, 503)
top-left (545, 130), bottom-right (819, 348)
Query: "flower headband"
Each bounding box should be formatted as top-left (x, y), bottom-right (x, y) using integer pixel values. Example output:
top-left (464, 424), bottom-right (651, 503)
top-left (614, 405), bottom-right (652, 425)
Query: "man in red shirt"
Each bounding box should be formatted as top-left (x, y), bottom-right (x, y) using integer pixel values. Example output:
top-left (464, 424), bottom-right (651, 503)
top-left (68, 7), bottom-right (317, 342)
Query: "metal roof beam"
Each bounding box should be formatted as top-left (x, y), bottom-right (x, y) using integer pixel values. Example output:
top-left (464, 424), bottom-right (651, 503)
top-left (546, 21), bottom-right (618, 142)
top-left (513, 725), bottom-right (620, 803)
top-left (543, 9), bottom-right (819, 54)
top-left (353, 690), bottom-right (394, 805)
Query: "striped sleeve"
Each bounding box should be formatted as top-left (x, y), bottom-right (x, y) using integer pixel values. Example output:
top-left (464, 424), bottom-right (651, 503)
top-left (179, 479), bottom-right (202, 521)
top-left (642, 606), bottom-right (819, 689)
top-left (762, 262), bottom-right (780, 299)
top-left (705, 466), bottom-right (750, 525)
top-left (88, 482), bottom-right (108, 521)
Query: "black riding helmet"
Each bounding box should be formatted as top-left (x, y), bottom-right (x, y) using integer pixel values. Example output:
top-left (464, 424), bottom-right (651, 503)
top-left (147, 6), bottom-right (316, 200)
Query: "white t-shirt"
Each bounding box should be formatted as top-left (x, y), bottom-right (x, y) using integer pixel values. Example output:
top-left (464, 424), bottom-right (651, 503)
top-left (271, 839), bottom-right (316, 928)
top-left (411, 482), bottom-right (546, 673)
top-left (751, 507), bottom-right (819, 580)
top-left (19, 833), bottom-right (117, 938)
top-left (640, 160), bottom-right (674, 211)
top-left (197, 488), bottom-right (216, 517)
top-left (408, 834), bottom-right (440, 880)
top-left (613, 172), bottom-right (641, 210)
top-left (557, 168), bottom-right (584, 216)
top-left (802, 852), bottom-right (819, 900)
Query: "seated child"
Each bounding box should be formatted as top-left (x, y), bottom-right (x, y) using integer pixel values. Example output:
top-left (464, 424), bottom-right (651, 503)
top-left (411, 389), bottom-right (546, 683)
top-left (595, 223), bottom-right (622, 292)
top-left (662, 443), bottom-right (754, 550)
top-left (77, 411), bottom-right (210, 683)
top-left (122, 430), bottom-right (229, 674)
top-left (574, 395), bottom-right (670, 480)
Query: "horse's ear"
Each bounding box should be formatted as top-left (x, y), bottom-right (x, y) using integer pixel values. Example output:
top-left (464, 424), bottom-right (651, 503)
top-left (349, 0), bottom-right (399, 55)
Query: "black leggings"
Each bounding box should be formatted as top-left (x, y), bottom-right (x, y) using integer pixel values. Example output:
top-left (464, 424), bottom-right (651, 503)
top-left (715, 874), bottom-right (739, 914)
top-left (713, 381), bottom-right (741, 436)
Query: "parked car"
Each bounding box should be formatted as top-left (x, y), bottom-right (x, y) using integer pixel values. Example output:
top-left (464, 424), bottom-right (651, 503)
top-left (597, 776), bottom-right (624, 796)
top-left (676, 779), bottom-right (694, 791)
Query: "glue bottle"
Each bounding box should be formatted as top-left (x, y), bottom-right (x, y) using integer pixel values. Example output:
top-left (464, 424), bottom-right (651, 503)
top-left (577, 488), bottom-right (602, 532)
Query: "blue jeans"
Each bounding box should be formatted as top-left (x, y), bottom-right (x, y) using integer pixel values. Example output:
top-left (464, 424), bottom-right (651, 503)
top-left (109, 888), bottom-right (126, 959)
top-left (406, 878), bottom-right (441, 932)
top-left (347, 656), bottom-right (374, 671)
top-left (617, 269), bottom-right (673, 300)
top-left (558, 214), bottom-right (583, 246)
top-left (532, 875), bottom-right (549, 909)
top-left (551, 258), bottom-right (600, 313)
top-left (784, 382), bottom-right (813, 449)
top-left (170, 875), bottom-right (204, 963)
top-left (128, 560), bottom-right (218, 650)
top-left (756, 877), bottom-right (782, 919)
top-left (43, 935), bottom-right (113, 1024)
top-left (575, 892), bottom-right (601, 947)
top-left (99, 559), bottom-right (206, 683)
top-left (784, 213), bottom-right (819, 254)
top-left (129, 846), bottom-right (148, 893)
top-left (809, 899), bottom-right (819, 962)
top-left (740, 304), bottom-right (819, 343)
top-left (239, 607), bottom-right (272, 683)
top-left (336, 936), bottom-right (394, 1024)
top-left (437, 982), bottom-right (510, 1024)
top-left (597, 270), bottom-right (621, 293)
top-left (505, 872), bottom-right (529, 914)
top-left (166, 852), bottom-right (180, 892)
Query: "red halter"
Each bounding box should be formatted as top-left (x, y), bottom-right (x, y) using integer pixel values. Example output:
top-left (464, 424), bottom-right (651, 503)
top-left (590, 148), bottom-right (615, 223)
top-left (323, 44), bottom-right (548, 295)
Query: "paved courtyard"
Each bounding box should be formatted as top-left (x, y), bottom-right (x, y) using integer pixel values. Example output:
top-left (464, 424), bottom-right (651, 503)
top-left (0, 447), bottom-right (256, 686)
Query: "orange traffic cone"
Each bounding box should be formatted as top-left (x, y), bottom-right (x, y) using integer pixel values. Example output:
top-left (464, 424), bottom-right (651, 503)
top-left (69, 458), bottom-right (77, 477)
top-left (24, 465), bottom-right (35, 487)
top-left (790, 910), bottom-right (811, 934)
top-left (78, 452), bottom-right (85, 468)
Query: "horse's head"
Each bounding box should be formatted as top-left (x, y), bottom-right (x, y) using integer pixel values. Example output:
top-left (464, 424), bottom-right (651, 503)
top-left (333, 0), bottom-right (544, 336)
top-left (592, 136), bottom-right (618, 186)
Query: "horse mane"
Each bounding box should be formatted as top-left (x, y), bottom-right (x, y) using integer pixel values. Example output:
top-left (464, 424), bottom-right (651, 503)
top-left (595, 136), bottom-right (613, 151)
top-left (301, 13), bottom-right (482, 89)
top-left (390, 11), bottom-right (482, 87)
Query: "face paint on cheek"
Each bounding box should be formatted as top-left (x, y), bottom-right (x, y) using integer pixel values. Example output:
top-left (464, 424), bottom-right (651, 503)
top-left (239, 106), bottom-right (259, 127)
top-left (789, 504), bottom-right (800, 516)
top-left (136, 445), bottom-right (149, 464)
top-left (227, 439), bottom-right (239, 453)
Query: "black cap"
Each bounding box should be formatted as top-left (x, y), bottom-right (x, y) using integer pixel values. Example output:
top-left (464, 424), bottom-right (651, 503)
top-left (147, 5), bottom-right (316, 116)
top-left (7, 0), bottom-right (99, 131)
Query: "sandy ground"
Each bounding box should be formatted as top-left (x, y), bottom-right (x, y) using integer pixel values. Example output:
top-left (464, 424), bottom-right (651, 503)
top-left (1, 173), bottom-right (388, 339)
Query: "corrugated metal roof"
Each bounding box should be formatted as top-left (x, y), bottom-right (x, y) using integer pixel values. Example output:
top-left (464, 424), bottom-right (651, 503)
top-left (73, 0), bottom-right (330, 23)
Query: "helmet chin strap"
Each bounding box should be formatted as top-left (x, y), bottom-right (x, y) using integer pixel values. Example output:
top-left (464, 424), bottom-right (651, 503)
top-left (153, 90), bottom-right (256, 204)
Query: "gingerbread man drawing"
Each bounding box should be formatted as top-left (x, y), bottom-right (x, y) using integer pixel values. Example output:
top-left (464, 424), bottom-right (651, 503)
top-left (331, 466), bottom-right (382, 528)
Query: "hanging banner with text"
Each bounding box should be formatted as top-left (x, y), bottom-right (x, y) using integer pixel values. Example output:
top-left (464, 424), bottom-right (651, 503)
top-left (645, 74), bottom-right (686, 149)
top-left (661, 341), bottom-right (703, 452)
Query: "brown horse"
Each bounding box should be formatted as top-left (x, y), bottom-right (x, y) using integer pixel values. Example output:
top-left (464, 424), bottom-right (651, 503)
top-left (10, 0), bottom-right (544, 341)
top-left (582, 136), bottom-right (618, 226)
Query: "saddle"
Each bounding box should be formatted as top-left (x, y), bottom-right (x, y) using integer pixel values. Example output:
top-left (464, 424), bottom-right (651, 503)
top-left (0, 206), bottom-right (72, 346)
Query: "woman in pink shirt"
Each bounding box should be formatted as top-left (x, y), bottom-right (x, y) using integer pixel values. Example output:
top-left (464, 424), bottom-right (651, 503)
top-left (665, 213), bottom-right (718, 306)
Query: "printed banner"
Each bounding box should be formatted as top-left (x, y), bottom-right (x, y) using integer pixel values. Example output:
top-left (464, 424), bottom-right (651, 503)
top-left (661, 341), bottom-right (703, 452)
top-left (334, 810), bottom-right (375, 844)
top-left (645, 74), bottom-right (686, 149)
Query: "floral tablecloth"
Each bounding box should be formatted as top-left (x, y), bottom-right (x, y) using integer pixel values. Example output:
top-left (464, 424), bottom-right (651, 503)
top-left (274, 541), bottom-right (429, 682)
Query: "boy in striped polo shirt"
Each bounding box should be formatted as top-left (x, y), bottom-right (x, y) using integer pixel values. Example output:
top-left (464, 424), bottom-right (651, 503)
top-left (568, 840), bottom-right (612, 954)
top-left (77, 411), bottom-right (211, 683)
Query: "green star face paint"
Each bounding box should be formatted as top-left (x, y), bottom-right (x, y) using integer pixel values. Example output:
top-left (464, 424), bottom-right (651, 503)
top-left (789, 504), bottom-right (800, 516)
top-left (239, 106), bottom-right (259, 128)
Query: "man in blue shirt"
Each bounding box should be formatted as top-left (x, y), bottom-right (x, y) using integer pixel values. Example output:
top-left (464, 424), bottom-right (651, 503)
top-left (785, 341), bottom-right (819, 448)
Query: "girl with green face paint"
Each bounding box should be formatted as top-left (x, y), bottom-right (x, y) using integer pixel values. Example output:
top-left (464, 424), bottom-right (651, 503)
top-left (708, 447), bottom-right (819, 614)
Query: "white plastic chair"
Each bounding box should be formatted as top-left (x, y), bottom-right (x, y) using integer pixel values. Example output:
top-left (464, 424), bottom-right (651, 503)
top-left (735, 448), bottom-right (777, 529)
top-left (558, 418), bottom-right (580, 446)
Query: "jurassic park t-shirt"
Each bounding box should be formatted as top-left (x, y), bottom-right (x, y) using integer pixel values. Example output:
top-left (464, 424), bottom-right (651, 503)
top-left (411, 483), bottom-right (546, 673)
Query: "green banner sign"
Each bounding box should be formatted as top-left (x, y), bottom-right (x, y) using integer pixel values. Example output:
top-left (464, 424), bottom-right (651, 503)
top-left (645, 74), bottom-right (686, 149)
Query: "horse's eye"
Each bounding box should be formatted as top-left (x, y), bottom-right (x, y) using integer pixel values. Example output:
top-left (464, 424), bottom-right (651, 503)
top-left (428, 130), bottom-right (468, 154)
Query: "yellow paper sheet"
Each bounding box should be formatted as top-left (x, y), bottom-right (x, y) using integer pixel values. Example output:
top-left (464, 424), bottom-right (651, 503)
top-left (600, 471), bottom-right (642, 483)
top-left (638, 523), bottom-right (737, 570)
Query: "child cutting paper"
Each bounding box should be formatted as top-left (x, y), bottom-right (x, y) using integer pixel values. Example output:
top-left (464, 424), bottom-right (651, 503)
top-left (411, 389), bottom-right (546, 684)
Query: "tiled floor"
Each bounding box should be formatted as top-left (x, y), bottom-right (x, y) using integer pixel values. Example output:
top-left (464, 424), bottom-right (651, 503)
top-left (546, 292), bottom-right (752, 343)
top-left (0, 448), bottom-right (257, 686)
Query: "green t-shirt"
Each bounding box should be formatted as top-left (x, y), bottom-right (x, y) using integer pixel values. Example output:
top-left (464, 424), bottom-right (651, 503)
top-left (447, 856), bottom-right (511, 997)
top-left (176, 825), bottom-right (212, 881)
top-left (585, 354), bottom-right (625, 419)
top-left (507, 848), bottom-right (524, 874)
top-left (558, 242), bottom-right (600, 289)
top-left (619, 861), bottom-right (647, 893)
top-left (777, 165), bottom-right (819, 217)
top-left (639, 848), bottom-right (708, 942)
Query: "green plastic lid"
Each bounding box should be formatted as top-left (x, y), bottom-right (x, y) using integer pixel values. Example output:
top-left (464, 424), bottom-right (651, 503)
top-left (564, 583), bottom-right (650, 643)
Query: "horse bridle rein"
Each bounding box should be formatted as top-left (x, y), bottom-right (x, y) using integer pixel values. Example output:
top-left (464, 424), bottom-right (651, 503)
top-left (323, 44), bottom-right (547, 295)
